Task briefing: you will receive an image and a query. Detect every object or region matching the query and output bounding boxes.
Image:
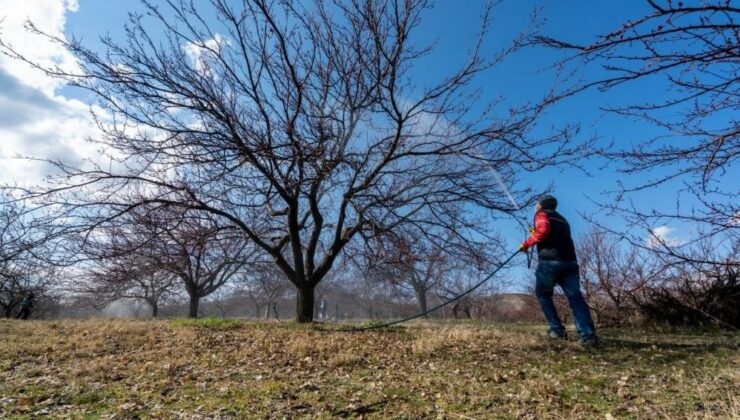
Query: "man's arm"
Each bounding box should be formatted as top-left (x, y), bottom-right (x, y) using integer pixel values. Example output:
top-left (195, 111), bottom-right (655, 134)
top-left (520, 211), bottom-right (550, 250)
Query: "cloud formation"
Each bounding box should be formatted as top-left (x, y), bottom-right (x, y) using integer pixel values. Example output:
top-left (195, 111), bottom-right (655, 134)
top-left (183, 34), bottom-right (226, 77)
top-left (0, 0), bottom-right (98, 185)
top-left (646, 225), bottom-right (684, 249)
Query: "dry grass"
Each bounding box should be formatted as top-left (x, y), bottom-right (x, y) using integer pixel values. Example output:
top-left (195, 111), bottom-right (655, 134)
top-left (0, 319), bottom-right (738, 419)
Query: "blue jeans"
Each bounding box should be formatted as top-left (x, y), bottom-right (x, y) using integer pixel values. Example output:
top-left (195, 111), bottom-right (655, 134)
top-left (535, 260), bottom-right (596, 340)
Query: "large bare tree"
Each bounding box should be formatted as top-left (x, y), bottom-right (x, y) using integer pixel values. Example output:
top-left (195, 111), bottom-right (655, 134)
top-left (2, 0), bottom-right (585, 322)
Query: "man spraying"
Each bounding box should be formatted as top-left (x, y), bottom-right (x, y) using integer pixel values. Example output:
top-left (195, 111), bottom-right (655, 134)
top-left (519, 195), bottom-right (598, 347)
top-left (16, 292), bottom-right (34, 320)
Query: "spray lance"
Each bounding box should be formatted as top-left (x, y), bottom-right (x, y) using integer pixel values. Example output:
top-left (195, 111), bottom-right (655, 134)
top-left (473, 152), bottom-right (534, 268)
top-left (513, 222), bottom-right (533, 269)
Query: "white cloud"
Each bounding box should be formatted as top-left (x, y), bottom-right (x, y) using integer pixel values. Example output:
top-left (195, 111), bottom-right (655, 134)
top-left (646, 225), bottom-right (684, 249)
top-left (0, 0), bottom-right (80, 94)
top-left (183, 34), bottom-right (226, 77)
top-left (66, 0), bottom-right (80, 13)
top-left (0, 0), bottom-right (100, 185)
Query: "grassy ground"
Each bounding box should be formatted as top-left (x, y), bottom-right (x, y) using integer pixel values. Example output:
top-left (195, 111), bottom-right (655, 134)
top-left (0, 319), bottom-right (737, 419)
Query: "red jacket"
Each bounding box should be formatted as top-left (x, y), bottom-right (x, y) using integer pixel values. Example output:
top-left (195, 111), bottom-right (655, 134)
top-left (520, 211), bottom-right (550, 249)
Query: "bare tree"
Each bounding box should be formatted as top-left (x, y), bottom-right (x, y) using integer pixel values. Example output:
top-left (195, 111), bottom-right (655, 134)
top-left (0, 201), bottom-right (28, 316)
top-left (577, 226), bottom-right (739, 328)
top-left (343, 258), bottom-right (395, 320)
top-left (353, 273), bottom-right (389, 320)
top-left (80, 256), bottom-right (178, 318)
top-left (155, 214), bottom-right (252, 318)
top-left (75, 206), bottom-right (252, 318)
top-left (2, 0), bottom-right (586, 322)
top-left (0, 197), bottom-right (52, 270)
top-left (436, 274), bottom-right (476, 319)
top-left (577, 228), bottom-right (659, 326)
top-left (204, 285), bottom-right (243, 319)
top-left (0, 198), bottom-right (58, 317)
top-left (0, 264), bottom-right (57, 318)
top-left (71, 210), bottom-right (179, 317)
top-left (435, 265), bottom-right (510, 320)
top-left (371, 234), bottom-right (450, 316)
top-left (370, 229), bottom-right (496, 317)
top-left (0, 199), bottom-right (26, 269)
top-left (635, 239), bottom-right (740, 328)
top-left (237, 263), bottom-right (289, 319)
top-left (532, 1), bottom-right (739, 266)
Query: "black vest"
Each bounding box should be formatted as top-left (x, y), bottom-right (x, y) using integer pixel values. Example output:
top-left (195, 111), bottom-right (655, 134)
top-left (536, 210), bottom-right (577, 262)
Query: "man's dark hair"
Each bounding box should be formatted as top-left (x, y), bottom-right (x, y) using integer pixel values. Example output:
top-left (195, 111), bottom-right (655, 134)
top-left (538, 194), bottom-right (558, 210)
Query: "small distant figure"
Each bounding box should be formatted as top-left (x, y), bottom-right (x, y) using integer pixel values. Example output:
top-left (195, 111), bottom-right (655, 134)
top-left (16, 292), bottom-right (34, 320)
top-left (271, 302), bottom-right (279, 320)
top-left (318, 297), bottom-right (327, 320)
top-left (519, 195), bottom-right (598, 347)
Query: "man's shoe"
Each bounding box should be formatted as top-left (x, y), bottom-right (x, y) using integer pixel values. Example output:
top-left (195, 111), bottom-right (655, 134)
top-left (546, 330), bottom-right (567, 340)
top-left (579, 336), bottom-right (600, 348)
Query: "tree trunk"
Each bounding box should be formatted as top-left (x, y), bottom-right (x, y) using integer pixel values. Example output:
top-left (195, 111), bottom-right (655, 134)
top-left (415, 287), bottom-right (429, 318)
top-left (188, 295), bottom-right (200, 318)
top-left (254, 303), bottom-right (262, 319)
top-left (264, 301), bottom-right (271, 319)
top-left (296, 286), bottom-right (314, 323)
top-left (151, 301), bottom-right (159, 318)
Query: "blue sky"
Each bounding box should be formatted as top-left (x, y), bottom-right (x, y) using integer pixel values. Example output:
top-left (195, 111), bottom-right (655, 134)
top-left (1, 0), bottom-right (725, 283)
top-left (404, 1), bottom-right (735, 251)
